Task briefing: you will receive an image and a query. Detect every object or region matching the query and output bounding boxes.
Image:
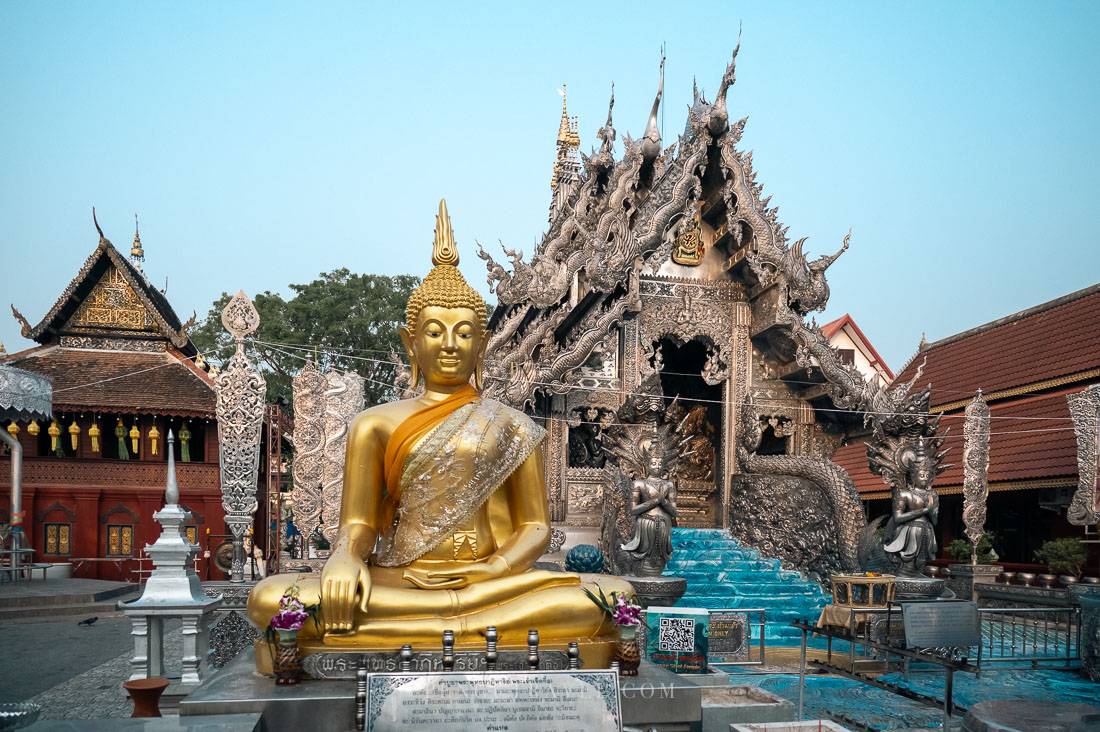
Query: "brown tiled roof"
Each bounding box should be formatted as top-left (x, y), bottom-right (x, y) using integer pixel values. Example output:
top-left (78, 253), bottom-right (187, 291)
top-left (893, 283), bottom-right (1100, 407)
top-left (834, 388), bottom-right (1080, 495)
top-left (2, 346), bottom-right (215, 417)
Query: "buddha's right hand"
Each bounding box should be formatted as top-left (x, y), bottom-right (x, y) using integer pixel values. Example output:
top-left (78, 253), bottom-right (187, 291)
top-left (320, 549), bottom-right (371, 633)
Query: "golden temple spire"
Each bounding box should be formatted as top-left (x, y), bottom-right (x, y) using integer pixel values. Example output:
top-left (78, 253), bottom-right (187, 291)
top-left (130, 213), bottom-right (145, 271)
top-left (556, 83), bottom-right (580, 148)
top-left (551, 84), bottom-right (581, 192)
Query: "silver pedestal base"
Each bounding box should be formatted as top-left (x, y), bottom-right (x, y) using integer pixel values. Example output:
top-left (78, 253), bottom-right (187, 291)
top-left (624, 575), bottom-right (688, 608)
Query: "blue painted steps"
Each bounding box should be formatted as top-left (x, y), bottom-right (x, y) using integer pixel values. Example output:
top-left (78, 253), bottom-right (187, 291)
top-left (666, 528), bottom-right (829, 645)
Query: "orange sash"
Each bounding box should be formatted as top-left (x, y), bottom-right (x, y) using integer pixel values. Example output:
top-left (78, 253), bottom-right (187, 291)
top-left (381, 384), bottom-right (479, 530)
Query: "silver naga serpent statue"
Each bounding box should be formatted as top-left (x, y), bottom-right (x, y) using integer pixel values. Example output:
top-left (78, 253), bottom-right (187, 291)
top-left (736, 394), bottom-right (864, 570)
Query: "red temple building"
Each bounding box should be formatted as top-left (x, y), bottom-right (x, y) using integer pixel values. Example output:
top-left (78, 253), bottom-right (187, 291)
top-left (1, 220), bottom-right (225, 580)
top-left (833, 283), bottom-right (1100, 567)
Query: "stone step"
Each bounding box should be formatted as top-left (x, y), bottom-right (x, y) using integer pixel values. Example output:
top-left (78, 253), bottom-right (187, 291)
top-left (666, 527), bottom-right (826, 645)
top-left (0, 592), bottom-right (140, 621)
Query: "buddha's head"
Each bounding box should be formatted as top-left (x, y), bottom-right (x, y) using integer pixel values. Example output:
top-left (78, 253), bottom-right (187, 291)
top-left (400, 200), bottom-right (488, 391)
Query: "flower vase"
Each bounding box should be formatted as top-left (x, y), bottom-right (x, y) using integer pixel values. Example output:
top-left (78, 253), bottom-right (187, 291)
top-left (273, 629), bottom-right (302, 685)
top-left (614, 624), bottom-right (641, 676)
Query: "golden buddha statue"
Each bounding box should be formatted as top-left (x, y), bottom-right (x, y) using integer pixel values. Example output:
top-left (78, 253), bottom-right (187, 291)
top-left (248, 200), bottom-right (629, 669)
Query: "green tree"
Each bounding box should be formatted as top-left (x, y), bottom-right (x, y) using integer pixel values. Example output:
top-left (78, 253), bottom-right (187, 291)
top-left (190, 269), bottom-right (420, 407)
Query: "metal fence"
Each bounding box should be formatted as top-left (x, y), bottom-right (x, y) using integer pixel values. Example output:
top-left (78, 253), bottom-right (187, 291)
top-left (821, 603), bottom-right (1081, 673)
top-left (976, 607), bottom-right (1080, 670)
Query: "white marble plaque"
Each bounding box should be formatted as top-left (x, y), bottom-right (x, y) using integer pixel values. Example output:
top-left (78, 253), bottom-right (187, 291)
top-left (366, 670), bottom-right (622, 732)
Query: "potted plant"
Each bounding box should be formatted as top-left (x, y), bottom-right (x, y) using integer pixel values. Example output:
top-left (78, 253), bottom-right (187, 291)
top-left (583, 586), bottom-right (642, 676)
top-left (1034, 538), bottom-right (1087, 587)
top-left (946, 532), bottom-right (998, 564)
top-left (266, 582), bottom-right (318, 685)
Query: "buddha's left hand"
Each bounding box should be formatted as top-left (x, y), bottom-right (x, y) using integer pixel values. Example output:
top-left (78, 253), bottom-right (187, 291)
top-left (403, 555), bottom-right (508, 589)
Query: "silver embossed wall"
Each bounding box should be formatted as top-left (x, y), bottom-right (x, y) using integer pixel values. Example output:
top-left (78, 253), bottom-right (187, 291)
top-left (288, 361), bottom-right (364, 570)
top-left (214, 291), bottom-right (267, 582)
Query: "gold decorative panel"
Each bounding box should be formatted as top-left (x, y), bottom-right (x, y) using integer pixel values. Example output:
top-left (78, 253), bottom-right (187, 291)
top-left (107, 524), bottom-right (134, 556)
top-left (70, 266), bottom-right (154, 332)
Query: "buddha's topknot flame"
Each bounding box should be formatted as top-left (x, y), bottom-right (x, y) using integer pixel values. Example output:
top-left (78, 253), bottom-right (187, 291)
top-left (405, 199), bottom-right (487, 331)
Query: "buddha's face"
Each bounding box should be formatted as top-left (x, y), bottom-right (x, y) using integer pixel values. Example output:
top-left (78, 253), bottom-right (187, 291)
top-left (401, 305), bottom-right (485, 389)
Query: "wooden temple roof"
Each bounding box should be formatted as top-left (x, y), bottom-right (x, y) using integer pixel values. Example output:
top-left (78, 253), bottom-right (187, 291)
top-left (835, 282), bottom-right (1100, 498)
top-left (14, 232), bottom-right (197, 356)
top-left (1, 346), bottom-right (215, 418)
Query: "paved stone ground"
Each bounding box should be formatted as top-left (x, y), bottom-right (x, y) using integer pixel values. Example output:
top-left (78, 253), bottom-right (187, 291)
top-left (0, 612), bottom-right (182, 719)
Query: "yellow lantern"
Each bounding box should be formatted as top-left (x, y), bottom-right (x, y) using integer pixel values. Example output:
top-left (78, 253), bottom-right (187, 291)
top-left (27, 420), bottom-right (40, 437)
top-left (48, 420), bottom-right (61, 451)
top-left (129, 423), bottom-right (140, 454)
top-left (68, 419), bottom-right (81, 451)
top-left (149, 423), bottom-right (160, 456)
top-left (88, 421), bottom-right (101, 453)
top-left (6, 421), bottom-right (19, 437)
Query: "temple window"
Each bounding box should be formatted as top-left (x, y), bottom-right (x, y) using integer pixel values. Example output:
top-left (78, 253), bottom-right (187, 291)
top-left (837, 348), bottom-right (855, 366)
top-left (185, 526), bottom-right (198, 545)
top-left (107, 524), bottom-right (134, 556)
top-left (44, 523), bottom-right (71, 555)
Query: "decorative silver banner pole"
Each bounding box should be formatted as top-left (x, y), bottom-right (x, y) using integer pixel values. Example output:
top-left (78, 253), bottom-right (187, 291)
top-left (962, 389), bottom-right (991, 564)
top-left (1068, 383), bottom-right (1100, 526)
top-left (214, 291), bottom-right (267, 583)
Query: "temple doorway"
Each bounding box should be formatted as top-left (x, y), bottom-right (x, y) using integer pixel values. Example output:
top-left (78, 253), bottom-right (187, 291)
top-left (655, 336), bottom-right (724, 526)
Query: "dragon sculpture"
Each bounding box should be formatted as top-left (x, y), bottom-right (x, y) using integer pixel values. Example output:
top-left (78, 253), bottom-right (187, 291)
top-left (735, 394), bottom-right (864, 572)
top-left (747, 232), bottom-right (850, 315)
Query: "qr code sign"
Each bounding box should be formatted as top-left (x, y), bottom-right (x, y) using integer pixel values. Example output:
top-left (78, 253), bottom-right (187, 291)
top-left (658, 616), bottom-right (695, 652)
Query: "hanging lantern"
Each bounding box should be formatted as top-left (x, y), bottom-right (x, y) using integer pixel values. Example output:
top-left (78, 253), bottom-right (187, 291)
top-left (129, 422), bottom-right (140, 454)
top-left (6, 421), bottom-right (19, 437)
top-left (88, 420), bottom-right (101, 453)
top-left (27, 420), bottom-right (40, 437)
top-left (149, 422), bottom-right (160, 456)
top-left (116, 418), bottom-right (130, 460)
top-left (48, 420), bottom-right (61, 452)
top-left (179, 422), bottom-right (191, 463)
top-left (68, 419), bottom-right (81, 451)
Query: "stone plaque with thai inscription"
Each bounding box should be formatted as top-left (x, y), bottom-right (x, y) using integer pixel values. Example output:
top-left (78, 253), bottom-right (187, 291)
top-left (303, 650), bottom-right (570, 679)
top-left (900, 601), bottom-right (980, 650)
top-left (366, 670), bottom-right (622, 732)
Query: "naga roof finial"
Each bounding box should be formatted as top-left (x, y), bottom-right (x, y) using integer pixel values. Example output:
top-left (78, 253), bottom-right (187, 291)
top-left (642, 46), bottom-right (666, 163)
top-left (708, 27), bottom-right (741, 137)
top-left (597, 82), bottom-right (616, 154)
top-left (92, 206), bottom-right (110, 249)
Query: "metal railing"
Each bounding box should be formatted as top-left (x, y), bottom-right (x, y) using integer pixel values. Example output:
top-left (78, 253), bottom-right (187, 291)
top-left (977, 607), bottom-right (1080, 670)
top-left (812, 603), bottom-right (1081, 674)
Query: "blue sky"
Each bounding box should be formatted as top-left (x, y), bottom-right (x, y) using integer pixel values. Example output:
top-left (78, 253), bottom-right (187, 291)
top-left (2, 1), bottom-right (1098, 372)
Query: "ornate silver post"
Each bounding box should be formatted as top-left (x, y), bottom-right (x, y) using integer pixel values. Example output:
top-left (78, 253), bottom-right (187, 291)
top-left (484, 626), bottom-right (498, 670)
top-left (289, 362), bottom-right (364, 570)
top-left (1068, 384), bottom-right (1100, 526)
top-left (527, 629), bottom-right (540, 671)
top-left (442, 630), bottom-right (455, 671)
top-left (355, 667), bottom-right (368, 730)
top-left (214, 291), bottom-right (267, 583)
top-left (962, 389), bottom-right (991, 564)
top-left (567, 641), bottom-right (580, 669)
top-left (399, 644), bottom-right (414, 672)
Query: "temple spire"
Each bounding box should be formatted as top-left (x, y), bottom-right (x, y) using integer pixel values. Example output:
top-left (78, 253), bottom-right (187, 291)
top-left (549, 84), bottom-right (581, 223)
top-left (130, 213), bottom-right (145, 272)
